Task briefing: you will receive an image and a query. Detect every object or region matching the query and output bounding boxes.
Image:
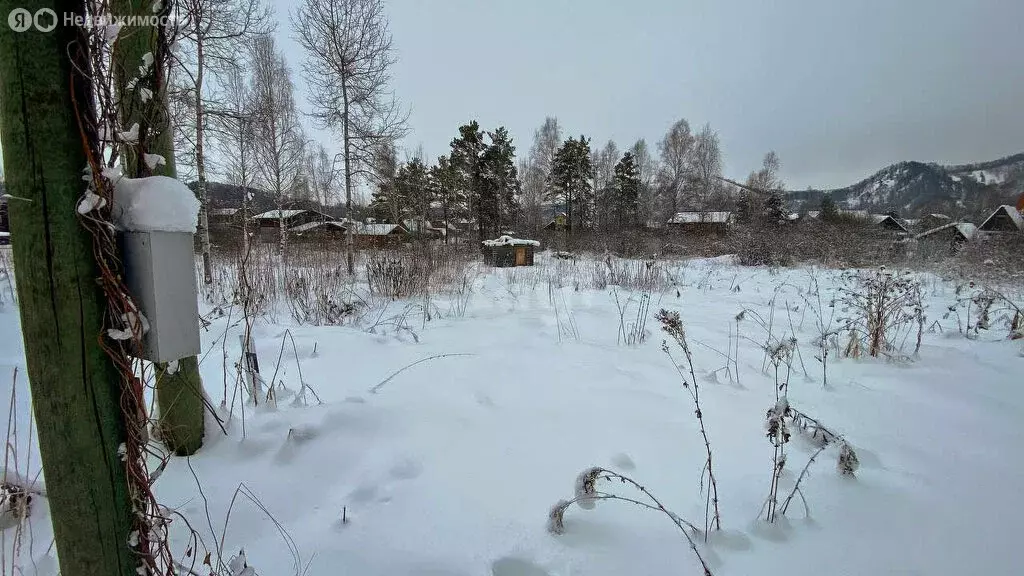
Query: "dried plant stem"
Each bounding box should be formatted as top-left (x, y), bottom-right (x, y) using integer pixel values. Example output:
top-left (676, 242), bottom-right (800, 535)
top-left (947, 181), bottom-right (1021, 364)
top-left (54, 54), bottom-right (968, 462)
top-left (781, 444), bottom-right (828, 516)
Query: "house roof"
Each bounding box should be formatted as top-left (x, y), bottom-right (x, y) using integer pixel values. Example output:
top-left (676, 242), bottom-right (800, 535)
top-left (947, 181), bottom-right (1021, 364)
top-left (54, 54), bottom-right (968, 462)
top-left (482, 235), bottom-right (540, 247)
top-left (209, 207), bottom-right (240, 217)
top-left (870, 214), bottom-right (909, 232)
top-left (668, 211), bottom-right (733, 224)
top-left (979, 205), bottom-right (1024, 232)
top-left (355, 223), bottom-right (406, 236)
top-left (252, 209), bottom-right (306, 220)
top-left (914, 221), bottom-right (977, 241)
top-left (290, 221), bottom-right (347, 233)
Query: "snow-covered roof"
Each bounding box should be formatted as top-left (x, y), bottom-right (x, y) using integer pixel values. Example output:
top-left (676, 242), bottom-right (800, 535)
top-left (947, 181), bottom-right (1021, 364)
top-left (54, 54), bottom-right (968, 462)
top-left (914, 221), bottom-right (977, 241)
top-left (252, 209), bottom-right (306, 220)
top-left (668, 211), bottom-right (733, 224)
top-left (979, 205), bottom-right (1024, 232)
top-left (209, 207), bottom-right (240, 217)
top-left (482, 235), bottom-right (540, 247)
top-left (355, 223), bottom-right (405, 236)
top-left (290, 221), bottom-right (347, 233)
top-left (870, 214), bottom-right (909, 232)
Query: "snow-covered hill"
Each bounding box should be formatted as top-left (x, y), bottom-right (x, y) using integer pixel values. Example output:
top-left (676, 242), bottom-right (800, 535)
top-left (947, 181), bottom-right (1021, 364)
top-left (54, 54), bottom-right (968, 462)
top-left (788, 153), bottom-right (1024, 218)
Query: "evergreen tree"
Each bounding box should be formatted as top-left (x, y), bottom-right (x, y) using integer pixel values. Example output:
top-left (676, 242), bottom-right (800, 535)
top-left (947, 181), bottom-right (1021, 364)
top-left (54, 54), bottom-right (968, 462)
top-left (480, 127), bottom-right (521, 236)
top-left (396, 157), bottom-right (432, 230)
top-left (612, 152), bottom-right (641, 230)
top-left (547, 135), bottom-right (593, 235)
top-left (763, 191), bottom-right (786, 223)
top-left (429, 155), bottom-right (464, 243)
top-left (369, 142), bottom-right (400, 223)
top-left (736, 192), bottom-right (753, 224)
top-left (449, 121), bottom-right (487, 241)
top-left (820, 195), bottom-right (839, 221)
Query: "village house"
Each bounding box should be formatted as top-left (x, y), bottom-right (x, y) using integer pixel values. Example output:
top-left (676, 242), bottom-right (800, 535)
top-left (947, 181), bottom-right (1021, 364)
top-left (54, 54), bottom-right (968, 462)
top-left (978, 205), bottom-right (1024, 234)
top-left (666, 211), bottom-right (733, 234)
top-left (251, 209), bottom-right (336, 242)
top-left (352, 222), bottom-right (409, 249)
top-left (913, 221), bottom-right (977, 249)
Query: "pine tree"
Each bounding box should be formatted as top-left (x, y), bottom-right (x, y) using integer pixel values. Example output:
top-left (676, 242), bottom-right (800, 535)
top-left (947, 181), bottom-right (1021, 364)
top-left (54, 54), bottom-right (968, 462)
top-left (450, 121), bottom-right (487, 240)
top-left (612, 152), bottom-right (641, 231)
top-left (820, 195), bottom-right (839, 221)
top-left (547, 136), bottom-right (593, 235)
top-left (429, 155), bottom-right (464, 243)
top-left (396, 157), bottom-right (432, 233)
top-left (480, 127), bottom-right (521, 236)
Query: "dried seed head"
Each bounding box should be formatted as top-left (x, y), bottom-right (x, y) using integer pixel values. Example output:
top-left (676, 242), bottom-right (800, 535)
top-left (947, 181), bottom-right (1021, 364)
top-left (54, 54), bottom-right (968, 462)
top-left (547, 499), bottom-right (570, 535)
top-left (838, 442), bottom-right (860, 476)
top-left (574, 467), bottom-right (603, 510)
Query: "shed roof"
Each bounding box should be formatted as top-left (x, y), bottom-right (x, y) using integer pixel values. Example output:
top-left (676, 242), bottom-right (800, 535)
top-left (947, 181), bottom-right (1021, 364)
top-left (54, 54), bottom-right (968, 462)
top-left (482, 235), bottom-right (540, 247)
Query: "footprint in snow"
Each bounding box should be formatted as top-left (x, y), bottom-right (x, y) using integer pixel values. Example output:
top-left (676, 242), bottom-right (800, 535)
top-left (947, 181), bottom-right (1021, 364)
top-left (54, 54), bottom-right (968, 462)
top-left (490, 557), bottom-right (552, 576)
top-left (610, 452), bottom-right (636, 471)
top-left (389, 458), bottom-right (424, 481)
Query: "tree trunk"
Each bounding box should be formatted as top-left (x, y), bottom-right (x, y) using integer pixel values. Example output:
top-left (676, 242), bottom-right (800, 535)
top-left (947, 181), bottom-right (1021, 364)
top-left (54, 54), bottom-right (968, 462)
top-left (194, 30), bottom-right (213, 285)
top-left (342, 82), bottom-right (355, 275)
top-left (0, 1), bottom-right (135, 573)
top-left (113, 0), bottom-right (205, 456)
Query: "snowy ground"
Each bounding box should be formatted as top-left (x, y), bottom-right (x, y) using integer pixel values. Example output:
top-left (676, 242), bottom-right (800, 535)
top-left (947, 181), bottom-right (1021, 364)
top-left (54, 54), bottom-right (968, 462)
top-left (1, 251), bottom-right (1023, 575)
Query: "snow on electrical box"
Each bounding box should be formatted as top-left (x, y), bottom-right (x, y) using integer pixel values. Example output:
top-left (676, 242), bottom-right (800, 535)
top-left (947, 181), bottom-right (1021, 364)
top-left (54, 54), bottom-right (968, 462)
top-left (113, 175), bottom-right (201, 363)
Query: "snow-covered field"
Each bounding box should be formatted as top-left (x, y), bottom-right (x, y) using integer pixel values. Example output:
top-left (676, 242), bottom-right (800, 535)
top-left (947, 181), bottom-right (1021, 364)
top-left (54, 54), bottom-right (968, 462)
top-left (1, 251), bottom-right (1023, 575)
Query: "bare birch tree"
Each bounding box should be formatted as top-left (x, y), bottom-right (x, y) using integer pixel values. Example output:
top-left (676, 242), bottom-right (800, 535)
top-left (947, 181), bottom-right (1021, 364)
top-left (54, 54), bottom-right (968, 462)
top-left (689, 123), bottom-right (724, 213)
top-left (176, 0), bottom-right (272, 283)
top-left (249, 35), bottom-right (306, 257)
top-left (292, 0), bottom-right (408, 274)
top-left (307, 143), bottom-right (340, 207)
top-left (657, 119), bottom-right (694, 220)
top-left (521, 117), bottom-right (562, 232)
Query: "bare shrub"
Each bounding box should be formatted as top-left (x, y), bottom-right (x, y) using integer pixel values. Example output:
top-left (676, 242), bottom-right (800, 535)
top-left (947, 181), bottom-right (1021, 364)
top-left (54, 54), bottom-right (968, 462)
top-left (945, 283), bottom-right (1023, 340)
top-left (838, 267), bottom-right (924, 359)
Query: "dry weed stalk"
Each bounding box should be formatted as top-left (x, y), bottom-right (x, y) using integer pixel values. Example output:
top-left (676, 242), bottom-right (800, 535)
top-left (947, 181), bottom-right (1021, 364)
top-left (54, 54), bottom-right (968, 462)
top-left (656, 309), bottom-right (722, 538)
top-left (547, 467), bottom-right (713, 576)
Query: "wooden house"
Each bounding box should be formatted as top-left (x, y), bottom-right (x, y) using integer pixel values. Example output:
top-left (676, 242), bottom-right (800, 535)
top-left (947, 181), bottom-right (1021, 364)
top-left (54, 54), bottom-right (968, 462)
top-left (870, 214), bottom-right (910, 234)
top-left (544, 212), bottom-right (570, 232)
top-left (252, 209), bottom-right (336, 243)
top-left (913, 221), bottom-right (977, 249)
top-left (978, 205), bottom-right (1024, 234)
top-left (290, 220), bottom-right (349, 242)
top-left (482, 235), bottom-right (539, 267)
top-left (352, 222), bottom-right (409, 249)
top-left (667, 211), bottom-right (733, 234)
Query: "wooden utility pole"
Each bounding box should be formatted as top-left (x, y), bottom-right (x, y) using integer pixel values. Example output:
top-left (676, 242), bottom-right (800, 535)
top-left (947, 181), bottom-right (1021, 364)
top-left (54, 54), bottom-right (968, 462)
top-left (0, 1), bottom-right (136, 574)
top-left (112, 0), bottom-right (206, 456)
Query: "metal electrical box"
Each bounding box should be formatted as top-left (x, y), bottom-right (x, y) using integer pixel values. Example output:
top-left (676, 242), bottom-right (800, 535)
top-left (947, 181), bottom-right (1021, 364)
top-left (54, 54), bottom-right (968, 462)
top-left (119, 231), bottom-right (201, 363)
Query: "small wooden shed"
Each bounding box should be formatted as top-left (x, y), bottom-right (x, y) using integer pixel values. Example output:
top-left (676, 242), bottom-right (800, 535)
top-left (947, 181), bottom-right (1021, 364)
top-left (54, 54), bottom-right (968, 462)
top-left (482, 235), bottom-right (539, 267)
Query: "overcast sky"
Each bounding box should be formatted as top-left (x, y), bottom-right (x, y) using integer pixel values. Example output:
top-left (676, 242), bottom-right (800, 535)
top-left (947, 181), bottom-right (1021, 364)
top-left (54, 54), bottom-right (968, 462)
top-left (275, 0), bottom-right (1023, 190)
